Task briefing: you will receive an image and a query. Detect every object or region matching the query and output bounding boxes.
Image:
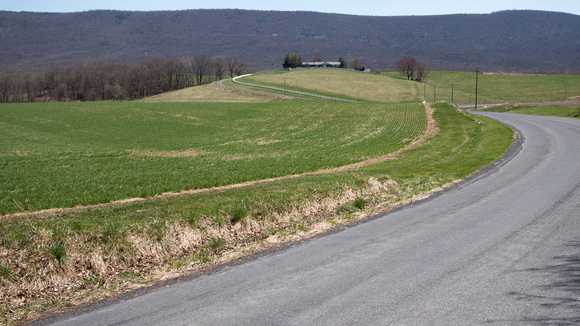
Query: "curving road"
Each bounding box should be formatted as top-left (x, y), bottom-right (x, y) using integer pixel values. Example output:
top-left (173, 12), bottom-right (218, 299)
top-left (41, 112), bottom-right (580, 325)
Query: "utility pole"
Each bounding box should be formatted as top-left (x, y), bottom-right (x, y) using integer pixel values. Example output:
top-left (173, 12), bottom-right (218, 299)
top-left (475, 67), bottom-right (479, 109)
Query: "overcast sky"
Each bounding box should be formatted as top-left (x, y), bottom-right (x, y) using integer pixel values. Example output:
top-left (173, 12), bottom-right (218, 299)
top-left (1, 0), bottom-right (579, 16)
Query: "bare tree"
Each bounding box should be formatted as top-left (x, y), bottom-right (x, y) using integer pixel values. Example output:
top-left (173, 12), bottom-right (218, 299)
top-left (181, 55), bottom-right (195, 87)
top-left (0, 54), bottom-right (248, 102)
top-left (351, 58), bottom-right (365, 71)
top-left (312, 54), bottom-right (324, 62)
top-left (415, 62), bottom-right (429, 82)
top-left (22, 75), bottom-right (35, 102)
top-left (395, 55), bottom-right (428, 82)
top-left (192, 53), bottom-right (213, 85)
top-left (213, 57), bottom-right (226, 81)
top-left (0, 74), bottom-right (13, 102)
top-left (223, 56), bottom-right (249, 78)
top-left (395, 55), bottom-right (418, 80)
top-left (161, 58), bottom-right (179, 91)
top-left (233, 60), bottom-right (248, 77)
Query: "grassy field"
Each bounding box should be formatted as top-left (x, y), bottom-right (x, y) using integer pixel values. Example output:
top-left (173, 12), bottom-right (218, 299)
top-left (474, 104), bottom-right (580, 118)
top-left (0, 101), bottom-right (426, 215)
top-left (240, 69), bottom-right (423, 103)
top-left (0, 69), bottom-right (515, 324)
top-left (218, 78), bottom-right (334, 101)
top-left (386, 71), bottom-right (580, 105)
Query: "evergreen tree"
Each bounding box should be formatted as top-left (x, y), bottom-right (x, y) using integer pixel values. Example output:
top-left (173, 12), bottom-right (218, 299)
top-left (283, 54), bottom-right (303, 69)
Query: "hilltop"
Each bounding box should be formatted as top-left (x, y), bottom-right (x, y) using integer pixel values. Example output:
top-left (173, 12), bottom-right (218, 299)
top-left (0, 9), bottom-right (579, 72)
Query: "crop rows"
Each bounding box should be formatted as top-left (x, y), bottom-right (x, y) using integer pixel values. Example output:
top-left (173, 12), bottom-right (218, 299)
top-left (0, 101), bottom-right (426, 215)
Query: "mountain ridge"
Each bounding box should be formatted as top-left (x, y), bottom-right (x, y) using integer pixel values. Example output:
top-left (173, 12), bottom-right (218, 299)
top-left (1, 9), bottom-right (579, 73)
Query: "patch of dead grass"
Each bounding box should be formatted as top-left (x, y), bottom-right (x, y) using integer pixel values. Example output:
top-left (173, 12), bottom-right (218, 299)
top-left (140, 83), bottom-right (278, 103)
top-left (127, 149), bottom-right (212, 158)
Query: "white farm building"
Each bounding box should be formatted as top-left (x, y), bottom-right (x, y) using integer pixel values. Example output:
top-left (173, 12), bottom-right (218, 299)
top-left (301, 61), bottom-right (342, 68)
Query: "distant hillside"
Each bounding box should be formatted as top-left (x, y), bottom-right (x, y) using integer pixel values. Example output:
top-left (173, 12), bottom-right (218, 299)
top-left (1, 9), bottom-right (579, 73)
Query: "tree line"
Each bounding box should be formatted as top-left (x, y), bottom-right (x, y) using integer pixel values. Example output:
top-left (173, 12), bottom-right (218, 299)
top-left (0, 55), bottom-right (248, 103)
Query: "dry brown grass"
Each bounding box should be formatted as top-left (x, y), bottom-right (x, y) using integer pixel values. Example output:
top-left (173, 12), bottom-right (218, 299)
top-left (248, 69), bottom-right (422, 102)
top-left (1, 174), bottom-right (414, 325)
top-left (139, 83), bottom-right (279, 103)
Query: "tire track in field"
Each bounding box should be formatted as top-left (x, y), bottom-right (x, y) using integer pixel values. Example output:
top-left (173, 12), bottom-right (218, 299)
top-left (2, 104), bottom-right (436, 220)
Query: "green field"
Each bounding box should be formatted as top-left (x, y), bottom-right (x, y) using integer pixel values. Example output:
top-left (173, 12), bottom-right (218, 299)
top-left (386, 71), bottom-right (580, 105)
top-left (475, 104), bottom-right (580, 118)
top-left (0, 69), bottom-right (517, 324)
top-left (0, 101), bottom-right (426, 215)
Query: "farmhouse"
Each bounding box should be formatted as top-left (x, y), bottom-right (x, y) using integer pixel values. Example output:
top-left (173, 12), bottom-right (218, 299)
top-left (302, 61), bottom-right (342, 68)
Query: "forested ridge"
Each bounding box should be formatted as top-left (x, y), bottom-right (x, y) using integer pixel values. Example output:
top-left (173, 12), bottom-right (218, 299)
top-left (1, 9), bottom-right (579, 73)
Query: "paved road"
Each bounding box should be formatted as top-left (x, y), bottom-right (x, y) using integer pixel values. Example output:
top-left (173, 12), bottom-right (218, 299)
top-left (42, 112), bottom-right (580, 325)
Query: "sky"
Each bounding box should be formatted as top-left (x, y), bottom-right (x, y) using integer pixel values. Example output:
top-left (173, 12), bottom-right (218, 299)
top-left (1, 0), bottom-right (579, 17)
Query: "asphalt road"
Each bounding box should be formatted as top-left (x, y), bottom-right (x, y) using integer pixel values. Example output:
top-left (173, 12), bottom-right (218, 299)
top-left (42, 112), bottom-right (580, 325)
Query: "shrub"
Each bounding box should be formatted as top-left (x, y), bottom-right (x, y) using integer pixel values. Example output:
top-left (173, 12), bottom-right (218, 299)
top-left (230, 207), bottom-right (247, 224)
top-left (206, 237), bottom-right (226, 253)
top-left (0, 265), bottom-right (12, 280)
top-left (49, 242), bottom-right (67, 264)
top-left (101, 222), bottom-right (122, 245)
top-left (354, 197), bottom-right (366, 210)
top-left (81, 275), bottom-right (105, 289)
top-left (185, 211), bottom-right (199, 227)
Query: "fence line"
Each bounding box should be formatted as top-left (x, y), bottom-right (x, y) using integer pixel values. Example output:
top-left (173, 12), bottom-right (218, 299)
top-left (420, 81), bottom-right (579, 105)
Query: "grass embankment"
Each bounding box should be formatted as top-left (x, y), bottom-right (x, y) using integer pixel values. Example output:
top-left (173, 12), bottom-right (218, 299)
top-left (386, 71), bottom-right (580, 105)
top-left (140, 83), bottom-right (279, 103)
